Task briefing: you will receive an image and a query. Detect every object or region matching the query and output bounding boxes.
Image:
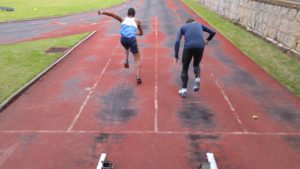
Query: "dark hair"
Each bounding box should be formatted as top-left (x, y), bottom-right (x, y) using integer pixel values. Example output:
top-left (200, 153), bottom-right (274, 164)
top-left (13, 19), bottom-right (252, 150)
top-left (128, 8), bottom-right (136, 17)
top-left (186, 18), bottom-right (195, 24)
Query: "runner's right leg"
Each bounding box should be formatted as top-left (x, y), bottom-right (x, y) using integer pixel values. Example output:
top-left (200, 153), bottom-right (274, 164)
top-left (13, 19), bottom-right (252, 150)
top-left (134, 52), bottom-right (142, 84)
top-left (120, 37), bottom-right (130, 68)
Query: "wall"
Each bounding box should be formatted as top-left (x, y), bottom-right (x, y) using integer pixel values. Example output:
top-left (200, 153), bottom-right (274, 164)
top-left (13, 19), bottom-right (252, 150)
top-left (197, 0), bottom-right (300, 55)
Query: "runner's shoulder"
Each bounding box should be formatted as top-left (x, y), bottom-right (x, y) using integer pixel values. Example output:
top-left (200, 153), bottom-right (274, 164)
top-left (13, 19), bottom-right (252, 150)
top-left (134, 19), bottom-right (141, 25)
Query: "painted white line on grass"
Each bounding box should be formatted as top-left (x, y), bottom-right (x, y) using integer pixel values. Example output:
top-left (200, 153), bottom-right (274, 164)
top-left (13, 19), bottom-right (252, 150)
top-left (96, 153), bottom-right (106, 169)
top-left (67, 43), bottom-right (120, 132)
top-left (154, 16), bottom-right (159, 133)
top-left (206, 152), bottom-right (218, 169)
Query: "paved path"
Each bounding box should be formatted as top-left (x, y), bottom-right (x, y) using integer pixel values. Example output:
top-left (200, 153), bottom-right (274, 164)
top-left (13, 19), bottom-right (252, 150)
top-left (1, 0), bottom-right (300, 168)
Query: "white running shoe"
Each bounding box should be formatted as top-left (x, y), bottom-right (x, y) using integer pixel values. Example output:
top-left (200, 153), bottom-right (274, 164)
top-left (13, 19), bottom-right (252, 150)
top-left (193, 77), bottom-right (201, 92)
top-left (178, 88), bottom-right (187, 98)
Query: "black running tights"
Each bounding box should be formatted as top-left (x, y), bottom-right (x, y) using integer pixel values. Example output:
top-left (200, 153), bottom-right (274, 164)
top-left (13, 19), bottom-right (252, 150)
top-left (181, 47), bottom-right (204, 88)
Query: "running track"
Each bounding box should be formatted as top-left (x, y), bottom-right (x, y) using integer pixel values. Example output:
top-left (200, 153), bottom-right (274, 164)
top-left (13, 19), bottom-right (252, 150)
top-left (1, 0), bottom-right (300, 168)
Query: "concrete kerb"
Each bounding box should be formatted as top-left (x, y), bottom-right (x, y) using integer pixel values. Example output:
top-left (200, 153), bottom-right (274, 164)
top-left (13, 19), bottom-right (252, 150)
top-left (0, 31), bottom-right (97, 112)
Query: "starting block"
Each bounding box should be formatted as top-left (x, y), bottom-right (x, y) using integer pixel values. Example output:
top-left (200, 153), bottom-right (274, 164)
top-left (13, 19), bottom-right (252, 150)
top-left (97, 153), bottom-right (114, 169)
top-left (200, 152), bottom-right (218, 169)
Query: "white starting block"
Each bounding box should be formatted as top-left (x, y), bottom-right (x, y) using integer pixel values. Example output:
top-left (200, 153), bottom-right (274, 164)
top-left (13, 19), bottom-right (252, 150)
top-left (96, 153), bottom-right (114, 169)
top-left (200, 152), bottom-right (218, 169)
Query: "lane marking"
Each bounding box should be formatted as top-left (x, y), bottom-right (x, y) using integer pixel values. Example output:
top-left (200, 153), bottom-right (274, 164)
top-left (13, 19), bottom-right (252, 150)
top-left (67, 42), bottom-right (120, 132)
top-left (2, 130), bottom-right (300, 136)
top-left (172, 8), bottom-right (182, 23)
top-left (154, 16), bottom-right (159, 133)
top-left (211, 73), bottom-right (247, 132)
top-left (215, 80), bottom-right (235, 112)
top-left (168, 0), bottom-right (182, 23)
top-left (206, 152), bottom-right (218, 169)
top-left (0, 142), bottom-right (19, 167)
top-left (96, 153), bottom-right (106, 169)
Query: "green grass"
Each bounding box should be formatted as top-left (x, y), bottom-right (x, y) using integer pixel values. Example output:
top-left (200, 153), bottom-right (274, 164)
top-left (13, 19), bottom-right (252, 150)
top-left (0, 33), bottom-right (89, 103)
top-left (0, 0), bottom-right (124, 22)
top-left (183, 0), bottom-right (300, 96)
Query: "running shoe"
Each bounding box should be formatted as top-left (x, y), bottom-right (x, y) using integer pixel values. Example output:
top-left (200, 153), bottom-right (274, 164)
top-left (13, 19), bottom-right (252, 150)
top-left (124, 59), bottom-right (129, 68)
top-left (193, 77), bottom-right (201, 92)
top-left (178, 88), bottom-right (187, 98)
top-left (136, 76), bottom-right (142, 84)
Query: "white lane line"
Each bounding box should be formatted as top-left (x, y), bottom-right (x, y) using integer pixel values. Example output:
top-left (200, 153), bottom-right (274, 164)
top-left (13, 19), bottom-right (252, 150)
top-left (67, 43), bottom-right (120, 132)
top-left (211, 73), bottom-right (247, 132)
top-left (215, 80), bottom-right (235, 112)
top-left (96, 153), bottom-right (106, 169)
top-left (173, 9), bottom-right (182, 23)
top-left (3, 130), bottom-right (300, 136)
top-left (170, 4), bottom-right (182, 23)
top-left (154, 16), bottom-right (159, 133)
top-left (0, 142), bottom-right (19, 167)
top-left (206, 152), bottom-right (218, 169)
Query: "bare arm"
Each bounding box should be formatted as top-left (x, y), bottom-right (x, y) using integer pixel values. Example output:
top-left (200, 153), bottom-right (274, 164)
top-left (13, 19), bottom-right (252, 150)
top-left (135, 19), bottom-right (143, 36)
top-left (98, 10), bottom-right (123, 23)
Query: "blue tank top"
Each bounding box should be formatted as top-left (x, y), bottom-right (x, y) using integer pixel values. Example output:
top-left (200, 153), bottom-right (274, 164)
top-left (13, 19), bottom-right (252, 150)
top-left (120, 17), bottom-right (137, 38)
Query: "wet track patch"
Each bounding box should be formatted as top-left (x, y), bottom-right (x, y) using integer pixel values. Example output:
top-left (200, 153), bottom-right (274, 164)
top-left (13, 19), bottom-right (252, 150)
top-left (84, 55), bottom-right (98, 62)
top-left (177, 102), bottom-right (214, 129)
top-left (212, 47), bottom-right (300, 130)
top-left (187, 134), bottom-right (219, 168)
top-left (95, 133), bottom-right (124, 144)
top-left (92, 133), bottom-right (124, 160)
top-left (285, 136), bottom-right (300, 154)
top-left (271, 106), bottom-right (300, 129)
top-left (98, 84), bottom-right (138, 124)
top-left (60, 73), bottom-right (86, 100)
top-left (213, 49), bottom-right (261, 90)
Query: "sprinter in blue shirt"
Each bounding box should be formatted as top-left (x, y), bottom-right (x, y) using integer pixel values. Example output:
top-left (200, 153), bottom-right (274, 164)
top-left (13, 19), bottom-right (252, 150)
top-left (175, 18), bottom-right (216, 97)
top-left (98, 8), bottom-right (143, 84)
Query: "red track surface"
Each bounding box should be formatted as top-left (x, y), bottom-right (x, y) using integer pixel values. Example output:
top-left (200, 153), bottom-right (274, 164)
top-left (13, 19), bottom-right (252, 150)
top-left (1, 0), bottom-right (300, 168)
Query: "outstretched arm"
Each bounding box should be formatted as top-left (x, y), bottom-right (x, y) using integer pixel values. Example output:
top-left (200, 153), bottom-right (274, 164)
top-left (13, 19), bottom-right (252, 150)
top-left (135, 20), bottom-right (144, 36)
top-left (98, 10), bottom-right (123, 23)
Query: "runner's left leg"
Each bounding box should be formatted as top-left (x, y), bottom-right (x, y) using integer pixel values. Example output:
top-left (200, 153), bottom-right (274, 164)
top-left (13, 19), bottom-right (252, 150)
top-left (120, 37), bottom-right (130, 68)
top-left (124, 49), bottom-right (129, 68)
top-left (192, 48), bottom-right (204, 91)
